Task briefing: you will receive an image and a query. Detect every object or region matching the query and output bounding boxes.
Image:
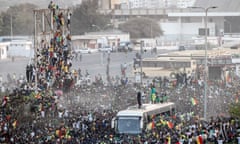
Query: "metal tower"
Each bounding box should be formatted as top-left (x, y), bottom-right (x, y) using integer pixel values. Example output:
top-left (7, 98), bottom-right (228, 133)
top-left (33, 5), bottom-right (72, 90)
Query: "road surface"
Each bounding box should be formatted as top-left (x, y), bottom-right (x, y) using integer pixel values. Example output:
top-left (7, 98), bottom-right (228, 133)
top-left (0, 50), bottom-right (170, 83)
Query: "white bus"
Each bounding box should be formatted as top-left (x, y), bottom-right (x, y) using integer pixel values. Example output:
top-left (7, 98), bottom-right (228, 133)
top-left (111, 102), bottom-right (176, 134)
top-left (133, 56), bottom-right (197, 78)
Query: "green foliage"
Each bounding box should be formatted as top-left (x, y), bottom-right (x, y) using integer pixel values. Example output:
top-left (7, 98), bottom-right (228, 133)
top-left (0, 12), bottom-right (11, 36)
top-left (71, 0), bottom-right (111, 35)
top-left (229, 102), bottom-right (240, 119)
top-left (0, 3), bottom-right (37, 36)
top-left (119, 17), bottom-right (163, 39)
top-left (0, 1), bottom-right (111, 36)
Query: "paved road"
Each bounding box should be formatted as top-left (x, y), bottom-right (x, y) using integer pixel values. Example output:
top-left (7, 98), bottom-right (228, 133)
top-left (0, 50), bottom-right (170, 83)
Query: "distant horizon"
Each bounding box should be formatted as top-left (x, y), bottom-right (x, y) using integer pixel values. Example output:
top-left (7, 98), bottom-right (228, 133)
top-left (0, 0), bottom-right (239, 13)
top-left (0, 0), bottom-right (82, 12)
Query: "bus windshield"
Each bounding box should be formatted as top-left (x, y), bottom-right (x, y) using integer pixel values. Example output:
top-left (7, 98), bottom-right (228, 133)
top-left (117, 116), bottom-right (141, 134)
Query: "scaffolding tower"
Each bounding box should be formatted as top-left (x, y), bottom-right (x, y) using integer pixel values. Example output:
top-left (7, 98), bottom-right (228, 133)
top-left (33, 5), bottom-right (72, 91)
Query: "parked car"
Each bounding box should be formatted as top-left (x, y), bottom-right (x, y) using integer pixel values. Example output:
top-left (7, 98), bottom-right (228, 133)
top-left (118, 42), bottom-right (133, 52)
top-left (98, 46), bottom-right (113, 52)
top-left (178, 45), bottom-right (185, 51)
top-left (76, 48), bottom-right (92, 54)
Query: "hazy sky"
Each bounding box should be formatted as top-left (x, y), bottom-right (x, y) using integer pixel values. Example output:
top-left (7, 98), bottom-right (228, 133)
top-left (0, 0), bottom-right (82, 11)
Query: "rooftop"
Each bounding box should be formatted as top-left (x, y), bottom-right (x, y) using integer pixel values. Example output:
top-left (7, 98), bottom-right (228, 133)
top-left (156, 48), bottom-right (238, 59)
top-left (117, 102), bottom-right (175, 117)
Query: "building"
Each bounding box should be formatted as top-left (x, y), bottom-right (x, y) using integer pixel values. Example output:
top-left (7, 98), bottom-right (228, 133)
top-left (108, 8), bottom-right (240, 45)
top-left (111, 0), bottom-right (129, 9)
top-left (99, 0), bottom-right (111, 9)
top-left (127, 0), bottom-right (195, 9)
top-left (135, 48), bottom-right (240, 80)
top-left (71, 30), bottom-right (130, 51)
top-left (0, 42), bottom-right (8, 60)
top-left (177, 0), bottom-right (196, 8)
top-left (0, 36), bottom-right (33, 59)
top-left (98, 0), bottom-right (196, 9)
top-left (8, 40), bottom-right (33, 58)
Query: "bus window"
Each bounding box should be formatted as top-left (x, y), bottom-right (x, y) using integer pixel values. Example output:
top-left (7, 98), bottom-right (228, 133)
top-left (117, 116), bottom-right (141, 134)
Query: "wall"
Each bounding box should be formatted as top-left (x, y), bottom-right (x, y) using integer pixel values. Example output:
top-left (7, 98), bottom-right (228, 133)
top-left (71, 32), bottom-right (130, 49)
top-left (100, 0), bottom-right (111, 9)
top-left (8, 41), bottom-right (33, 58)
top-left (159, 22), bottom-right (216, 36)
top-left (0, 42), bottom-right (9, 60)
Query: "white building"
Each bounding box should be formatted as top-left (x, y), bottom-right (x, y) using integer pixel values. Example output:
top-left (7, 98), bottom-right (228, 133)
top-left (0, 36), bottom-right (34, 59)
top-left (128, 0), bottom-right (195, 9)
top-left (129, 0), bottom-right (146, 9)
top-left (71, 30), bottom-right (130, 50)
top-left (8, 40), bottom-right (33, 58)
top-left (177, 0), bottom-right (196, 8)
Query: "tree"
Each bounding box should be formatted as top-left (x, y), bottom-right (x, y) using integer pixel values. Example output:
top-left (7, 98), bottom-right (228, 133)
top-left (228, 102), bottom-right (240, 119)
top-left (0, 1), bottom-right (111, 36)
top-left (0, 3), bottom-right (37, 36)
top-left (119, 17), bottom-right (163, 39)
top-left (71, 0), bottom-right (111, 35)
top-left (0, 11), bottom-right (11, 36)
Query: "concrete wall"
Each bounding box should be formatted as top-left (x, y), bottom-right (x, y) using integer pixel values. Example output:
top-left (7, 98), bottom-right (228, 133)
top-left (8, 41), bottom-right (33, 58)
top-left (159, 22), bottom-right (216, 36)
top-left (72, 33), bottom-right (130, 50)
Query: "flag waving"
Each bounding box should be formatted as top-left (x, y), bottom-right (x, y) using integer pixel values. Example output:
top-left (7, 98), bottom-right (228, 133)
top-left (167, 121), bottom-right (174, 129)
top-left (191, 97), bottom-right (198, 106)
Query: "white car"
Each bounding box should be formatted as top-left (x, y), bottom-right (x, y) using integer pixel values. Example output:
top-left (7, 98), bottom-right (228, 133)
top-left (76, 48), bottom-right (92, 54)
top-left (98, 46), bottom-right (112, 52)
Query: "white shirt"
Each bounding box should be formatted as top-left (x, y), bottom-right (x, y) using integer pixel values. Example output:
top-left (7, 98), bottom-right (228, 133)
top-left (237, 137), bottom-right (240, 144)
top-left (58, 111), bottom-right (63, 118)
top-left (31, 131), bottom-right (35, 138)
top-left (41, 110), bottom-right (45, 118)
top-left (67, 12), bottom-right (71, 20)
top-left (64, 110), bottom-right (69, 117)
top-left (217, 140), bottom-right (223, 144)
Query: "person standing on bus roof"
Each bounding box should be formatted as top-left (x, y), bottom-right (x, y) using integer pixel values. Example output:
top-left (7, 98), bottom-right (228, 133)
top-left (150, 85), bottom-right (156, 104)
top-left (137, 91), bottom-right (142, 109)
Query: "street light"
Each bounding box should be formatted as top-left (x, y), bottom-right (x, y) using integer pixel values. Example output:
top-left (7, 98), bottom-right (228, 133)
top-left (188, 6), bottom-right (217, 120)
top-left (10, 13), bottom-right (13, 41)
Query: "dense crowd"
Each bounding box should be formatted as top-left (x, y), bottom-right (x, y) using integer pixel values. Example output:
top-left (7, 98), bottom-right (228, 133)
top-left (1, 1), bottom-right (240, 144)
top-left (1, 67), bottom-right (240, 143)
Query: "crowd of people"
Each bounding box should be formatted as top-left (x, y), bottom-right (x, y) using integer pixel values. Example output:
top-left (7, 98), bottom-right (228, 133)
top-left (1, 1), bottom-right (240, 144)
top-left (1, 65), bottom-right (240, 143)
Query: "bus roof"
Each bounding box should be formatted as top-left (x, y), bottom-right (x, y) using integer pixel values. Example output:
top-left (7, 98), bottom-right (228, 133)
top-left (117, 102), bottom-right (175, 117)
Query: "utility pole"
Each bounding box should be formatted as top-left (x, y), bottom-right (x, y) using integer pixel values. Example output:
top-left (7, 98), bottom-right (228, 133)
top-left (33, 10), bottom-right (37, 91)
top-left (10, 14), bottom-right (13, 41)
top-left (140, 40), bottom-right (144, 86)
top-left (189, 6), bottom-right (217, 120)
top-left (106, 52), bottom-right (111, 85)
